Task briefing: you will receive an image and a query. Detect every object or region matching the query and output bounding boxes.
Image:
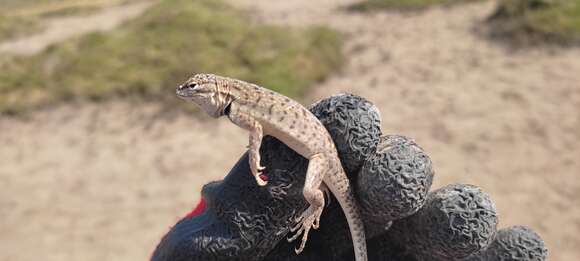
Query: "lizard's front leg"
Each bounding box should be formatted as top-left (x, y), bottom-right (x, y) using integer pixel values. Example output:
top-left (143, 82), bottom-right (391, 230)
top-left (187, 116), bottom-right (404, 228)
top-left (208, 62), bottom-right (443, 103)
top-left (228, 111), bottom-right (267, 186)
top-left (248, 120), bottom-right (267, 186)
top-left (287, 153), bottom-right (326, 254)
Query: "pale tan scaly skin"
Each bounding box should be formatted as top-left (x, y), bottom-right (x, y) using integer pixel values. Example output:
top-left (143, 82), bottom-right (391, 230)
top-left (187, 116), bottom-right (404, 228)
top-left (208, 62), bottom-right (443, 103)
top-left (176, 74), bottom-right (367, 261)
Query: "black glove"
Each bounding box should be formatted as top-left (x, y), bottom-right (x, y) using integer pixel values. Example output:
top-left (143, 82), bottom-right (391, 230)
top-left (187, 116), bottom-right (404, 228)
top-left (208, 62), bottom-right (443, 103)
top-left (152, 94), bottom-right (547, 261)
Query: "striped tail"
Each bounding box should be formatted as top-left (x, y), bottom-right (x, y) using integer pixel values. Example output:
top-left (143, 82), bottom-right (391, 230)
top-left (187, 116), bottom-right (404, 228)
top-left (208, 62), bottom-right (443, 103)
top-left (325, 161), bottom-right (368, 261)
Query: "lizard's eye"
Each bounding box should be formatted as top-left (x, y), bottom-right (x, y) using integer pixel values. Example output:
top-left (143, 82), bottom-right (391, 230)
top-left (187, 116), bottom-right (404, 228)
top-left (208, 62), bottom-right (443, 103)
top-left (187, 83), bottom-right (199, 89)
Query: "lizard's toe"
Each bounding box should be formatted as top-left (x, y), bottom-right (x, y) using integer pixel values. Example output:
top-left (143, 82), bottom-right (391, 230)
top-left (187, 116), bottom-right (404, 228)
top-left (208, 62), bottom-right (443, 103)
top-left (312, 217), bottom-right (320, 229)
top-left (293, 224), bottom-right (311, 254)
top-left (313, 209), bottom-right (323, 229)
top-left (288, 213), bottom-right (317, 253)
top-left (294, 214), bottom-right (303, 223)
top-left (255, 176), bottom-right (268, 186)
top-left (290, 219), bottom-right (303, 233)
top-left (321, 186), bottom-right (332, 206)
top-left (294, 244), bottom-right (305, 254)
top-left (287, 226), bottom-right (303, 242)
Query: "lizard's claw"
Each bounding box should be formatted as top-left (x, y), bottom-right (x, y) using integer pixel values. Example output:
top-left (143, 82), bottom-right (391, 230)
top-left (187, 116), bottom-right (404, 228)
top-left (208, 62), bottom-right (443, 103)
top-left (320, 184), bottom-right (332, 207)
top-left (287, 225), bottom-right (303, 242)
top-left (295, 239), bottom-right (308, 254)
top-left (290, 218), bottom-right (303, 232)
top-left (289, 220), bottom-right (312, 254)
top-left (312, 215), bottom-right (320, 229)
top-left (294, 214), bottom-right (304, 223)
top-left (250, 162), bottom-right (267, 186)
top-left (287, 207), bottom-right (323, 254)
top-left (255, 174), bottom-right (268, 186)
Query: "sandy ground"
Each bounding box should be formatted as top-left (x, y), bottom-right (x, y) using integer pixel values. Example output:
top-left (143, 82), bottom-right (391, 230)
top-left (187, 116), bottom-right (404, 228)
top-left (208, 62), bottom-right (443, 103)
top-left (0, 101), bottom-right (247, 261)
top-left (1, 0), bottom-right (579, 260)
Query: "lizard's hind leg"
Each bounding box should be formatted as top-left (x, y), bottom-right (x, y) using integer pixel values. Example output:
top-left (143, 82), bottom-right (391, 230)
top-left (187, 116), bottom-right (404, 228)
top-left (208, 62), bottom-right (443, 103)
top-left (287, 153), bottom-right (326, 254)
top-left (320, 182), bottom-right (332, 207)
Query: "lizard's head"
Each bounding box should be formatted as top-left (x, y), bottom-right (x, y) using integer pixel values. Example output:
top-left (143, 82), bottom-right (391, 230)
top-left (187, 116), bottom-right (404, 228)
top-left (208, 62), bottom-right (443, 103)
top-left (176, 74), bottom-right (232, 118)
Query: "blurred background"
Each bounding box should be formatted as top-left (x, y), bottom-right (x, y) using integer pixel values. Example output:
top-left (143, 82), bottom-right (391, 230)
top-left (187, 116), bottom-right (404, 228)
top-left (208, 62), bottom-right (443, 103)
top-left (0, 0), bottom-right (578, 260)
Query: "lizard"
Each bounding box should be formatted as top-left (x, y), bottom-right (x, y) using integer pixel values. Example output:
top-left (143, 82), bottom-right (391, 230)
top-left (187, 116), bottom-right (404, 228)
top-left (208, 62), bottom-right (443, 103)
top-left (176, 73), bottom-right (368, 261)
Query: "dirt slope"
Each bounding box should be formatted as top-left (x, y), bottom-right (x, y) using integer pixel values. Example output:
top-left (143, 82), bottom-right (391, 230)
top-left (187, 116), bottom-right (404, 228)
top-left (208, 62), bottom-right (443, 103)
top-left (1, 0), bottom-right (579, 260)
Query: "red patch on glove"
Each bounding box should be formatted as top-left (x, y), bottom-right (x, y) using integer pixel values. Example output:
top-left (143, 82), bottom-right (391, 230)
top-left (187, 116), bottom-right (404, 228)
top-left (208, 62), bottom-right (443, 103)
top-left (185, 198), bottom-right (206, 218)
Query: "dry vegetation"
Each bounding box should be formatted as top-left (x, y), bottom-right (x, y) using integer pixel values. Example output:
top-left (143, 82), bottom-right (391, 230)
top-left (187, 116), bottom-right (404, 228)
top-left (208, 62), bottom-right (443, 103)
top-left (349, 0), bottom-right (481, 11)
top-left (0, 0), bottom-right (343, 114)
top-left (350, 0), bottom-right (580, 44)
top-left (0, 0), bottom-right (138, 41)
top-left (487, 0), bottom-right (580, 44)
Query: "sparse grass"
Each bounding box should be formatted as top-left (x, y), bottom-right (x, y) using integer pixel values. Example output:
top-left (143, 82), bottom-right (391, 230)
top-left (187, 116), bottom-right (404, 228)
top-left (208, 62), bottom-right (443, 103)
top-left (0, 14), bottom-right (42, 41)
top-left (487, 0), bottom-right (580, 44)
top-left (0, 0), bottom-right (141, 41)
top-left (349, 0), bottom-right (480, 11)
top-left (0, 0), bottom-right (343, 114)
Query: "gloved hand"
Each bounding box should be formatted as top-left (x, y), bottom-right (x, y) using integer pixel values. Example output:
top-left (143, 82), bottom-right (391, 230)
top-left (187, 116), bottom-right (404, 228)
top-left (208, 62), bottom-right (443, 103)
top-left (152, 94), bottom-right (547, 261)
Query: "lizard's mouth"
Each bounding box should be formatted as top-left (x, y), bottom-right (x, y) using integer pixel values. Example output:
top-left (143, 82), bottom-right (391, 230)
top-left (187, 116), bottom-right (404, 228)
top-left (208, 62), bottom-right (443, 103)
top-left (175, 85), bottom-right (189, 98)
top-left (176, 88), bottom-right (205, 99)
top-left (176, 90), bottom-right (187, 98)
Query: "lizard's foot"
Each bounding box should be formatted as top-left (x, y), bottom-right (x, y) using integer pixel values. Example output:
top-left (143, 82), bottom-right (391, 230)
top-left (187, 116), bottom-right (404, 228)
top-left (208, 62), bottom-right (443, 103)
top-left (249, 149), bottom-right (266, 186)
top-left (250, 161), bottom-right (267, 186)
top-left (254, 173), bottom-right (268, 186)
top-left (287, 206), bottom-right (324, 254)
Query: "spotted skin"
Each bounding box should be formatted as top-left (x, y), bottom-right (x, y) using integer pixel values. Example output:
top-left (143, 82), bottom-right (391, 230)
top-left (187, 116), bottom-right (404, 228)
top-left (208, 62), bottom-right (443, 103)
top-left (176, 74), bottom-right (367, 261)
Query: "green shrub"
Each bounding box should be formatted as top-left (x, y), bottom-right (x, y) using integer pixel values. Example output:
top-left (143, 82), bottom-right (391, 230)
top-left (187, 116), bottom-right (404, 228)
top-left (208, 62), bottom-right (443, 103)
top-left (349, 0), bottom-right (480, 11)
top-left (0, 0), bottom-right (343, 114)
top-left (488, 0), bottom-right (580, 44)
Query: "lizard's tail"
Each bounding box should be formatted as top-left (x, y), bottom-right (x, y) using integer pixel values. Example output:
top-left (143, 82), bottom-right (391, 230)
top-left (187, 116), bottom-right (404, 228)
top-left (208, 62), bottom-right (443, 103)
top-left (327, 164), bottom-right (368, 261)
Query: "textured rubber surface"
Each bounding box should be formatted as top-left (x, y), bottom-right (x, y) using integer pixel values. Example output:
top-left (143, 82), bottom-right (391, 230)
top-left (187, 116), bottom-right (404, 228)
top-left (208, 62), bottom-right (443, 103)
top-left (465, 226), bottom-right (548, 261)
top-left (152, 94), bottom-right (547, 261)
top-left (374, 184), bottom-right (499, 261)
